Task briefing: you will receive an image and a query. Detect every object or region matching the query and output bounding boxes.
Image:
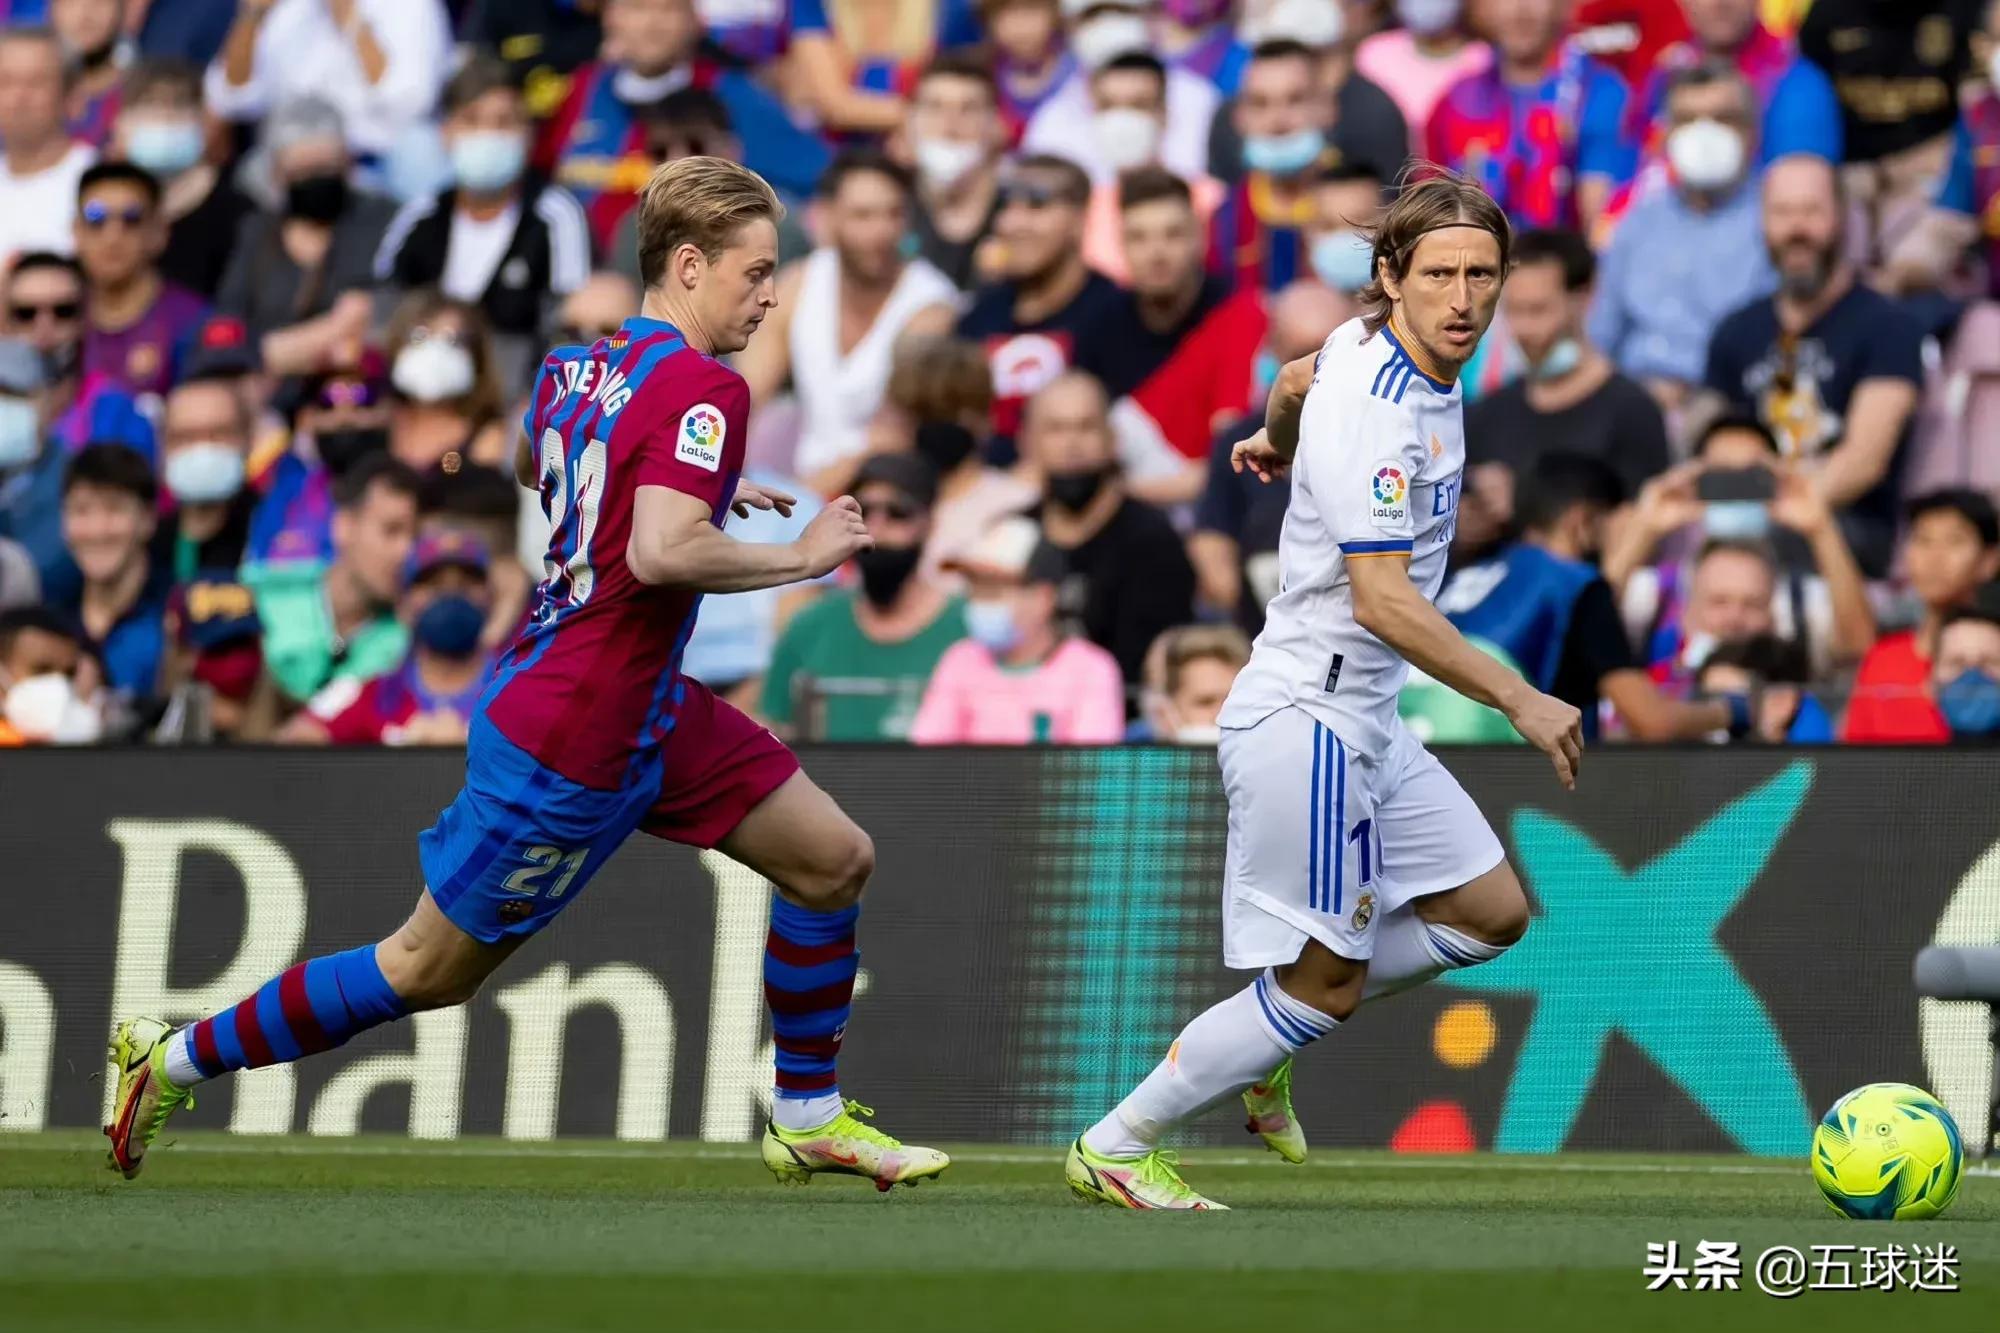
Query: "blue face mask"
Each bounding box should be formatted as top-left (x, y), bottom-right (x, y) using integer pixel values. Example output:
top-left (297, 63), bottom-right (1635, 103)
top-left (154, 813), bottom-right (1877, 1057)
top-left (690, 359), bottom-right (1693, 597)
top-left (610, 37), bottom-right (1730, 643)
top-left (965, 599), bottom-right (1021, 654)
top-left (126, 121), bottom-right (206, 177)
top-left (1242, 128), bottom-right (1325, 177)
top-left (450, 131), bottom-right (527, 194)
top-left (1939, 668), bottom-right (2000, 736)
top-left (164, 442), bottom-right (246, 504)
top-left (413, 594), bottom-right (488, 658)
top-left (1704, 500), bottom-right (1769, 541)
top-left (0, 397), bottom-right (41, 469)
top-left (1310, 230), bottom-right (1375, 292)
top-left (1253, 349), bottom-right (1280, 397)
top-left (1529, 336), bottom-right (1582, 381)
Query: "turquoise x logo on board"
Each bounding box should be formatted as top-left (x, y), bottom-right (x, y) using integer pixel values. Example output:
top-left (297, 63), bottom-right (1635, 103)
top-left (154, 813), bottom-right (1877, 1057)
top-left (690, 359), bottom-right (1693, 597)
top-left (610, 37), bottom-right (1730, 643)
top-left (1441, 761), bottom-right (1815, 1155)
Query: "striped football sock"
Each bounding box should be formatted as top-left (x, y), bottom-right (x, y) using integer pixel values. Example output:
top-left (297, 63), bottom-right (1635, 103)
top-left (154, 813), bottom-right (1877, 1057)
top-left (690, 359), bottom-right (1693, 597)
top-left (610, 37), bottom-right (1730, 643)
top-left (764, 895), bottom-right (860, 1132)
top-left (162, 944), bottom-right (409, 1086)
top-left (1083, 971), bottom-right (1338, 1159)
top-left (1361, 907), bottom-right (1511, 1003)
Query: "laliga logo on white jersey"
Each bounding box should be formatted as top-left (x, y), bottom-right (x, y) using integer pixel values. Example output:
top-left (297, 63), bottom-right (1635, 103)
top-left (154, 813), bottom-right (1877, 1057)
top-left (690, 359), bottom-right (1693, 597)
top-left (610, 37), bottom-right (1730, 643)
top-left (1368, 460), bottom-right (1409, 529)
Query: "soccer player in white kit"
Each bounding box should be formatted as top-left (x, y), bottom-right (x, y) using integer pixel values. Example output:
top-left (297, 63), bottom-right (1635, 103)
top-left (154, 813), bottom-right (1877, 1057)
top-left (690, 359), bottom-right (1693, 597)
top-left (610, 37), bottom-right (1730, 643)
top-left (1066, 173), bottom-right (1585, 1210)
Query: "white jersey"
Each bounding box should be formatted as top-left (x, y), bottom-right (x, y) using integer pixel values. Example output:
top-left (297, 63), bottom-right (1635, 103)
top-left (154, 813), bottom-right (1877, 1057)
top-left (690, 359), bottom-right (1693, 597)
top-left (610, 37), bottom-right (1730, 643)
top-left (1219, 317), bottom-right (1465, 758)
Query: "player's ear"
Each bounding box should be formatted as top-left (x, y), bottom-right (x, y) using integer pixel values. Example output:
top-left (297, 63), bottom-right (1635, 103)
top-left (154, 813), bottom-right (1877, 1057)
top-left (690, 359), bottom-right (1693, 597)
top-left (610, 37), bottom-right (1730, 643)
top-left (673, 241), bottom-right (705, 291)
top-left (1377, 258), bottom-right (1400, 303)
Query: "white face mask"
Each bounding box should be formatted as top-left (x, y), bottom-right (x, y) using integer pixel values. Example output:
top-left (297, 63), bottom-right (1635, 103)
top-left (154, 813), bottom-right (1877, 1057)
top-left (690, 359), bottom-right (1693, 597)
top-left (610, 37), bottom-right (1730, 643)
top-left (393, 339), bottom-right (477, 404)
top-left (1172, 723), bottom-right (1222, 745)
top-left (1091, 107), bottom-right (1163, 172)
top-left (164, 441), bottom-right (247, 504)
top-left (0, 396), bottom-right (40, 469)
top-left (1395, 0), bottom-right (1460, 36)
top-left (5, 672), bottom-right (103, 744)
top-left (1241, 0), bottom-right (1343, 48)
top-left (1072, 12), bottom-right (1152, 69)
top-left (912, 136), bottom-right (985, 189)
top-left (1665, 118), bottom-right (1746, 193)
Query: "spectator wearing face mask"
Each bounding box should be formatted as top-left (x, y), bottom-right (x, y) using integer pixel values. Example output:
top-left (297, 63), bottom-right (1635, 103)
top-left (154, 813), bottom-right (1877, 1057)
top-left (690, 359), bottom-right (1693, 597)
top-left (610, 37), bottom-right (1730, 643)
top-left (109, 59), bottom-right (254, 299)
top-left (374, 58), bottom-right (591, 345)
top-left (1694, 632), bottom-right (1833, 743)
top-left (381, 291), bottom-right (512, 480)
top-left (1591, 65), bottom-right (1775, 414)
top-left (1427, 0), bottom-right (1636, 233)
top-left (0, 29), bottom-right (98, 269)
top-left (1704, 155), bottom-right (1923, 579)
top-left (1632, 0), bottom-right (1841, 174)
top-left (1930, 601), bottom-right (2000, 745)
top-left (244, 354), bottom-right (393, 567)
top-left (415, 462), bottom-right (536, 651)
top-left (245, 452), bottom-right (416, 709)
top-left (1136, 621), bottom-right (1250, 743)
top-left (911, 516), bottom-right (1124, 744)
top-left (978, 0), bottom-right (1072, 136)
top-left (1606, 414), bottom-right (1876, 687)
top-left (0, 605), bottom-right (103, 745)
top-left (736, 151), bottom-right (959, 497)
top-left (283, 529), bottom-right (495, 744)
top-left (1079, 54), bottom-right (1227, 283)
top-left (1189, 281), bottom-right (1352, 636)
top-left (0, 308), bottom-right (151, 593)
top-left (202, 0), bottom-right (450, 160)
top-left (1025, 0), bottom-right (1222, 185)
top-left (57, 442), bottom-right (168, 699)
top-left (52, 0), bottom-right (134, 147)
top-left (1026, 370), bottom-right (1195, 686)
top-left (1210, 40), bottom-right (1403, 295)
top-left (956, 155), bottom-right (1139, 456)
top-left (760, 453), bottom-right (968, 741)
top-left (1467, 228), bottom-right (1669, 499)
top-left (1845, 489), bottom-right (2000, 744)
top-left (903, 57), bottom-right (1011, 292)
top-left (1355, 0), bottom-right (1492, 138)
top-left (216, 97), bottom-right (396, 378)
top-left (1299, 162), bottom-right (1388, 299)
top-left (153, 375), bottom-right (257, 582)
top-left (537, 0), bottom-right (827, 251)
top-left (74, 162), bottom-right (211, 405)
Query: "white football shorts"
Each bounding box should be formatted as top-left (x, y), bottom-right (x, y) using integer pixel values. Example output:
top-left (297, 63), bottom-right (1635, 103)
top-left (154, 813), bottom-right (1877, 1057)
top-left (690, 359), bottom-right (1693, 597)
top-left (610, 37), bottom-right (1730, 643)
top-left (1218, 705), bottom-right (1505, 968)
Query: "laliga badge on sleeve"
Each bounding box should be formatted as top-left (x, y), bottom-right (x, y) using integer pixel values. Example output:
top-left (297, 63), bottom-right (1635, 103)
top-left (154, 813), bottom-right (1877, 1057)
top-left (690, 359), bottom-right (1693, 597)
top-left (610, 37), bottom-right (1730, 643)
top-left (677, 403), bottom-right (725, 472)
top-left (1368, 460), bottom-right (1409, 529)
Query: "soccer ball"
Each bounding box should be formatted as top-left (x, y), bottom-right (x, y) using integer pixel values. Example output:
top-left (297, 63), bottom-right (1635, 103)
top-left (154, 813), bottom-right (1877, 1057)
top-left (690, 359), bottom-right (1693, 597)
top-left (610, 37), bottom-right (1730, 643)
top-left (1810, 1083), bottom-right (1965, 1220)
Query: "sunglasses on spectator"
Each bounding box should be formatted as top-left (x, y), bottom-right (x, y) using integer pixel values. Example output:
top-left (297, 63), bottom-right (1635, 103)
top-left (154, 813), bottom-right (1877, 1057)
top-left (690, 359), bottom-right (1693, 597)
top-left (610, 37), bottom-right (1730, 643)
top-left (81, 201), bottom-right (150, 229)
top-left (999, 180), bottom-right (1076, 209)
top-left (316, 379), bottom-right (383, 410)
top-left (859, 497), bottom-right (920, 522)
top-left (9, 301), bottom-right (81, 323)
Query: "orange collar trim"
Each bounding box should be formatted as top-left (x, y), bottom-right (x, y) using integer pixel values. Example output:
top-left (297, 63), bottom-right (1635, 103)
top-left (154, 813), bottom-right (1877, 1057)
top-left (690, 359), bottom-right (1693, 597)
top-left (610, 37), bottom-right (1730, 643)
top-left (1386, 315), bottom-right (1457, 389)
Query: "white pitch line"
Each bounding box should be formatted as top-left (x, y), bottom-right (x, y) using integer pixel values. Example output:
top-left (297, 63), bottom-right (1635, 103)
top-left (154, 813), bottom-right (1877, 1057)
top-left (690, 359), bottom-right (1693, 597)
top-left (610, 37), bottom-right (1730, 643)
top-left (0, 1135), bottom-right (1816, 1176)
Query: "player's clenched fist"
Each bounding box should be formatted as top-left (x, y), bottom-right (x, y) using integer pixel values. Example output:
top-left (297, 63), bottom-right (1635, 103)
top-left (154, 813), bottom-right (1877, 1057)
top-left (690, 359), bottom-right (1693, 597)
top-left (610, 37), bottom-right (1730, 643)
top-left (1506, 690), bottom-right (1584, 791)
top-left (794, 494), bottom-right (873, 578)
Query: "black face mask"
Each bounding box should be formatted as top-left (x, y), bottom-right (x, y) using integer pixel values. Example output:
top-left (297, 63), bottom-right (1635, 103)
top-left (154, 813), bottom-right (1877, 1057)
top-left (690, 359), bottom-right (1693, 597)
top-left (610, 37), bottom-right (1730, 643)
top-left (855, 544), bottom-right (922, 607)
top-left (40, 341), bottom-right (78, 384)
top-left (316, 427), bottom-right (389, 477)
top-left (1045, 466), bottom-right (1110, 513)
top-left (914, 421), bottom-right (978, 475)
top-left (78, 39), bottom-right (118, 70)
top-left (286, 173), bottom-right (350, 223)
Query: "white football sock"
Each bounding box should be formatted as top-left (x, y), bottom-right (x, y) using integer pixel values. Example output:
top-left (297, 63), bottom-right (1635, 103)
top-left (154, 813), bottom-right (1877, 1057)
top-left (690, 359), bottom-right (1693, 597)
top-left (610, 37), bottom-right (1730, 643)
top-left (1362, 907), bottom-right (1509, 1002)
top-left (1083, 970), bottom-right (1338, 1159)
top-left (772, 1090), bottom-right (845, 1131)
top-left (161, 1027), bottom-right (206, 1087)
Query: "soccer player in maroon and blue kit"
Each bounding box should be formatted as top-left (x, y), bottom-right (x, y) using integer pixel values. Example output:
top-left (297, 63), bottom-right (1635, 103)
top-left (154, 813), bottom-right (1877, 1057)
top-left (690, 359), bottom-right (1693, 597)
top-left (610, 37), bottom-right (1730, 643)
top-left (104, 157), bottom-right (951, 1191)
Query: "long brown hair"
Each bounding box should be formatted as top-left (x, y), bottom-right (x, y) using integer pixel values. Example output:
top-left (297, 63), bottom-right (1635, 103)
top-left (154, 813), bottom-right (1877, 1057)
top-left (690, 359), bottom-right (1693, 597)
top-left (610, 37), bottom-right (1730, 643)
top-left (1356, 165), bottom-right (1512, 336)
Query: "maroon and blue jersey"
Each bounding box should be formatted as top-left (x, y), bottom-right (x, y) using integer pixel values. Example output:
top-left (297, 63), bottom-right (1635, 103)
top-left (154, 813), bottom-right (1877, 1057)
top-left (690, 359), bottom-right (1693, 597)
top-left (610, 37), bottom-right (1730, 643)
top-left (481, 317), bottom-right (748, 792)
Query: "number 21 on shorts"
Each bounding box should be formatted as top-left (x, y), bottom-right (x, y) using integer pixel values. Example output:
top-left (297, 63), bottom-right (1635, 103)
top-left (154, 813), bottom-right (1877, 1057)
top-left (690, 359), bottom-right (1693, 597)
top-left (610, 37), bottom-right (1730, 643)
top-left (501, 845), bottom-right (590, 899)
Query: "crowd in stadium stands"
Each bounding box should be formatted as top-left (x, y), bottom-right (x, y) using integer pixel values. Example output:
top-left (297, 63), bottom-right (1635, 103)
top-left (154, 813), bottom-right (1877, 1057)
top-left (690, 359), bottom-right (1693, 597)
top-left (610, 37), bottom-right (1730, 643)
top-left (2, 0), bottom-right (2000, 749)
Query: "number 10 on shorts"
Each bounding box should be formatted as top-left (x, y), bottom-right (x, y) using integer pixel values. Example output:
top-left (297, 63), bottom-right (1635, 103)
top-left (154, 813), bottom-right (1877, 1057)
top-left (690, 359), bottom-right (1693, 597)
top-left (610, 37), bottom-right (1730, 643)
top-left (501, 845), bottom-right (590, 899)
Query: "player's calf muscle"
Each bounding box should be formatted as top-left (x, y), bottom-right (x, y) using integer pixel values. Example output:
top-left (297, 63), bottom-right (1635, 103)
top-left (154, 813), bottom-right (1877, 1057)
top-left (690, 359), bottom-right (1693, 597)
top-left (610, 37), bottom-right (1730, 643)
top-left (378, 895), bottom-right (519, 1010)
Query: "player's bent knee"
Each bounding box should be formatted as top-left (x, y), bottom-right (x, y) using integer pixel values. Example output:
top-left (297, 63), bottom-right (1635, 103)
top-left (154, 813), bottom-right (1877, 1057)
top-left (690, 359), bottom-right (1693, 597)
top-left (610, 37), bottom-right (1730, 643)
top-left (793, 825), bottom-right (874, 911)
top-left (376, 933), bottom-right (494, 1012)
top-left (1426, 860), bottom-right (1530, 948)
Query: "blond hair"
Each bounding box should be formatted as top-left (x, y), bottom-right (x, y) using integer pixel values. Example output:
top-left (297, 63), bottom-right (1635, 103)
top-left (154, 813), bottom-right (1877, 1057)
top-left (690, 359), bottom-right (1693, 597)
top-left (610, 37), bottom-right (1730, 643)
top-left (636, 156), bottom-right (785, 289)
top-left (1159, 624), bottom-right (1251, 697)
top-left (1356, 165), bottom-right (1512, 336)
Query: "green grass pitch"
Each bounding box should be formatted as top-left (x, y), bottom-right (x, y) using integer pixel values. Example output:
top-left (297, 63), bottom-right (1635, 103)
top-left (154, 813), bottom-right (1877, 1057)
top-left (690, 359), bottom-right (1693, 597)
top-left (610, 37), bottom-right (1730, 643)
top-left (4, 1132), bottom-right (1999, 1331)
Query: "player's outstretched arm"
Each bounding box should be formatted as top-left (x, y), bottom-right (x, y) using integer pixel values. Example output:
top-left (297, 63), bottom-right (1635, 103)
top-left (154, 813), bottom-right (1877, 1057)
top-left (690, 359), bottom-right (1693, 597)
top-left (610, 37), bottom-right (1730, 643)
top-left (1262, 353), bottom-right (1319, 461)
top-left (1348, 555), bottom-right (1584, 790)
top-left (627, 487), bottom-right (872, 593)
